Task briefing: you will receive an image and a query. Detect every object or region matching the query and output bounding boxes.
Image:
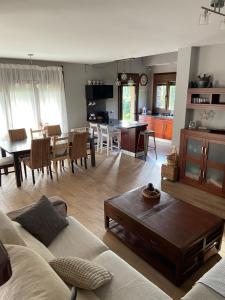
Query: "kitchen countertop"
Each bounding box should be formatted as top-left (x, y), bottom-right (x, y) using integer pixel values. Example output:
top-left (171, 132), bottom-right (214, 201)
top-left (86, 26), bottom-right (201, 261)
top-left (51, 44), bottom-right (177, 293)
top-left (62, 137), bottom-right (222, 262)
top-left (107, 119), bottom-right (147, 129)
top-left (139, 114), bottom-right (174, 119)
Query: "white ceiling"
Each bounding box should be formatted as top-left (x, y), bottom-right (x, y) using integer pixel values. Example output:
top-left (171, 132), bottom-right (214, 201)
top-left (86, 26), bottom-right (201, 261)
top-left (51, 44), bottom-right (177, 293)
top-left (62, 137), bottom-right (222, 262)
top-left (0, 0), bottom-right (225, 64)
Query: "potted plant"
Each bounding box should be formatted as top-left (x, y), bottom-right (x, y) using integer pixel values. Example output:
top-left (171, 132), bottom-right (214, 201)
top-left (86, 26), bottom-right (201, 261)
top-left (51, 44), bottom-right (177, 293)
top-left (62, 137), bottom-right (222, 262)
top-left (198, 73), bottom-right (212, 88)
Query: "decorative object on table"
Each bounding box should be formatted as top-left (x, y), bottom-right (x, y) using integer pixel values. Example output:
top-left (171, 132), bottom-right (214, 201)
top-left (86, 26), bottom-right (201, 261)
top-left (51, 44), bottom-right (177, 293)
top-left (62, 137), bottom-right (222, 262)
top-left (189, 81), bottom-right (198, 88)
top-left (0, 241), bottom-right (12, 287)
top-left (188, 121), bottom-right (197, 129)
top-left (142, 183), bottom-right (161, 200)
top-left (199, 0), bottom-right (225, 30)
top-left (197, 73), bottom-right (212, 88)
top-left (161, 146), bottom-right (179, 181)
top-left (139, 73), bottom-right (149, 86)
top-left (142, 106), bottom-right (147, 115)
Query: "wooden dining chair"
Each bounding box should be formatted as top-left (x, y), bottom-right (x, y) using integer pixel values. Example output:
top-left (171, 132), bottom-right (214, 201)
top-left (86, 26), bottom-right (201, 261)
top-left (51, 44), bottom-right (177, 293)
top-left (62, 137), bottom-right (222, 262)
top-left (23, 138), bottom-right (52, 185)
top-left (51, 136), bottom-right (71, 180)
top-left (8, 128), bottom-right (27, 142)
top-left (0, 156), bottom-right (15, 187)
top-left (70, 132), bottom-right (88, 172)
top-left (30, 128), bottom-right (44, 139)
top-left (44, 125), bottom-right (61, 137)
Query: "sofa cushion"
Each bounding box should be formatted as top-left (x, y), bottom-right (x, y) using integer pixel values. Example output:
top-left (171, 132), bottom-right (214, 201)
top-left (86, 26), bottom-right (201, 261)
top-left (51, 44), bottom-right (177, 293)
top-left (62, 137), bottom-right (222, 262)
top-left (181, 282), bottom-right (225, 300)
top-left (0, 211), bottom-right (25, 246)
top-left (92, 250), bottom-right (172, 300)
top-left (50, 256), bottom-right (113, 290)
top-left (13, 221), bottom-right (54, 262)
top-left (0, 245), bottom-right (71, 300)
top-left (77, 290), bottom-right (100, 300)
top-left (48, 216), bottom-right (108, 260)
top-left (14, 195), bottom-right (69, 246)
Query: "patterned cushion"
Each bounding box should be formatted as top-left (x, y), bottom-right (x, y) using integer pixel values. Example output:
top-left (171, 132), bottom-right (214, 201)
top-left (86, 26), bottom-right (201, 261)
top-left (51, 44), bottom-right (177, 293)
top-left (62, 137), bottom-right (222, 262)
top-left (50, 257), bottom-right (113, 290)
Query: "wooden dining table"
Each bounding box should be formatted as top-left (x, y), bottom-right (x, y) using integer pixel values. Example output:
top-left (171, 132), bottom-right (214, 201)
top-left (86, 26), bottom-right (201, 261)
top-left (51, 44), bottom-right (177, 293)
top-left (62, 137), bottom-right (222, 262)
top-left (0, 133), bottom-right (96, 188)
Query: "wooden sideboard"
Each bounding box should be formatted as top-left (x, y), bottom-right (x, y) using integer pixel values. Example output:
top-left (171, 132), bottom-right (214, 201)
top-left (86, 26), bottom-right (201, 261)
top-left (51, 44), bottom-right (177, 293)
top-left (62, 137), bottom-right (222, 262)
top-left (139, 115), bottom-right (173, 140)
top-left (179, 128), bottom-right (225, 198)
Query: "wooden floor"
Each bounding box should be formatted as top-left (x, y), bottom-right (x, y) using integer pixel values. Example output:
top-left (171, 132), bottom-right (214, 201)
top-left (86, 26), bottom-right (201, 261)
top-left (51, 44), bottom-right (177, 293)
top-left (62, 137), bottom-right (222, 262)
top-left (0, 141), bottom-right (225, 300)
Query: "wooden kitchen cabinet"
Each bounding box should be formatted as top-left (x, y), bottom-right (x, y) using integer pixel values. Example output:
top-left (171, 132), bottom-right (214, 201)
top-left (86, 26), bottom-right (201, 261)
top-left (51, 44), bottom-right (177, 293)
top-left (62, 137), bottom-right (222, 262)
top-left (179, 129), bottom-right (225, 197)
top-left (139, 115), bottom-right (173, 140)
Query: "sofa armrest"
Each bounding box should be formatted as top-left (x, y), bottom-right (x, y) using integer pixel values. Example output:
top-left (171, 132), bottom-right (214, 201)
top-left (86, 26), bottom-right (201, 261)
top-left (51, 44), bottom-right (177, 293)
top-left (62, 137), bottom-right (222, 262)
top-left (7, 196), bottom-right (68, 220)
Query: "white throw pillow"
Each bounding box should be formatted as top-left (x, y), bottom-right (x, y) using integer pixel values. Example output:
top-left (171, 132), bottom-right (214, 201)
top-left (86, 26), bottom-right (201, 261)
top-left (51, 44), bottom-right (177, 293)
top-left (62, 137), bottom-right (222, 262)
top-left (0, 245), bottom-right (71, 300)
top-left (0, 211), bottom-right (25, 246)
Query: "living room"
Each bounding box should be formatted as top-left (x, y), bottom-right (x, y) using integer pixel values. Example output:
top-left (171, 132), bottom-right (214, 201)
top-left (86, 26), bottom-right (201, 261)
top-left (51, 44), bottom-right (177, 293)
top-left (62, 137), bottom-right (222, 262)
top-left (0, 1), bottom-right (225, 300)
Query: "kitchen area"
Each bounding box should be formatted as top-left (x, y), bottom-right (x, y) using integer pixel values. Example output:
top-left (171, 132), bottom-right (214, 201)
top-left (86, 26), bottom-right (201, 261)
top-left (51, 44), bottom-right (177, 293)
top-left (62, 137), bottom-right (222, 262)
top-left (85, 71), bottom-right (176, 158)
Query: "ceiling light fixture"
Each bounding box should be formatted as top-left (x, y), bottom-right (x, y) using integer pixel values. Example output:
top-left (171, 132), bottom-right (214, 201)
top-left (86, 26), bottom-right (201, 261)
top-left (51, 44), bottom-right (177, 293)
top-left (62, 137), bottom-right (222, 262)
top-left (200, 0), bottom-right (225, 29)
top-left (121, 60), bottom-right (127, 81)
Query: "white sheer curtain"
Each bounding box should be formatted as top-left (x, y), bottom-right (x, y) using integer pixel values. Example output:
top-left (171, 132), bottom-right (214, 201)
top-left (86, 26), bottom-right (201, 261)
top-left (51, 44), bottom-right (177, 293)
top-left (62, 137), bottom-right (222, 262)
top-left (0, 64), bottom-right (68, 139)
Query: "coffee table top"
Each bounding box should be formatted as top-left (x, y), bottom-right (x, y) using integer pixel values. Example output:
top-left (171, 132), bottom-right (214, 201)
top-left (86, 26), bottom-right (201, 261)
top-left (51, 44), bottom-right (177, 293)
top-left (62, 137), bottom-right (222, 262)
top-left (105, 187), bottom-right (224, 249)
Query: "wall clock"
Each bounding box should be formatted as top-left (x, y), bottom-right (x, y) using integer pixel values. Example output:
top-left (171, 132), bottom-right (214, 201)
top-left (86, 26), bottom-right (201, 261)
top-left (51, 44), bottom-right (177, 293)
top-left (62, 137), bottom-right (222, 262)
top-left (139, 73), bottom-right (148, 86)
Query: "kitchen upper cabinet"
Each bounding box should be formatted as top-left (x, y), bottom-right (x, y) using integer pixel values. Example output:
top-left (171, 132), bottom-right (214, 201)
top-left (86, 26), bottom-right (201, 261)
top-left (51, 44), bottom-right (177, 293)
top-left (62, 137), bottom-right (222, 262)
top-left (179, 129), bottom-right (225, 197)
top-left (138, 115), bottom-right (173, 140)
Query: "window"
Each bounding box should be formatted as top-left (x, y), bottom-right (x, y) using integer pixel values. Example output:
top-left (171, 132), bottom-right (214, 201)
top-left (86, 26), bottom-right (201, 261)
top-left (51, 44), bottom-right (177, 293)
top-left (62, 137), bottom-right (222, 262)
top-left (0, 64), bottom-right (68, 139)
top-left (153, 73), bottom-right (176, 114)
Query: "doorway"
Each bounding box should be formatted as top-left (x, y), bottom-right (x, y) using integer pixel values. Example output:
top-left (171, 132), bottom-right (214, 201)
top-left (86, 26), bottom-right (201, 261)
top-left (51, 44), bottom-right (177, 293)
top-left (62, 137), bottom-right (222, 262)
top-left (118, 74), bottom-right (139, 122)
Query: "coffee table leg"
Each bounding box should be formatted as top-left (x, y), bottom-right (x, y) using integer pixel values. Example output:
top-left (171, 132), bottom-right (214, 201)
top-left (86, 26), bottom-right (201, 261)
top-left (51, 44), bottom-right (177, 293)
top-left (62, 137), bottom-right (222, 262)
top-left (105, 215), bottom-right (110, 229)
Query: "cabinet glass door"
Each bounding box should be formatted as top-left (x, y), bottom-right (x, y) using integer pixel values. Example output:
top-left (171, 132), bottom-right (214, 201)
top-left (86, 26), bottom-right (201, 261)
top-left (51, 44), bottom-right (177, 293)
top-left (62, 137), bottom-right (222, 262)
top-left (184, 161), bottom-right (201, 181)
top-left (186, 137), bottom-right (203, 159)
top-left (204, 141), bottom-right (225, 191)
top-left (205, 167), bottom-right (224, 189)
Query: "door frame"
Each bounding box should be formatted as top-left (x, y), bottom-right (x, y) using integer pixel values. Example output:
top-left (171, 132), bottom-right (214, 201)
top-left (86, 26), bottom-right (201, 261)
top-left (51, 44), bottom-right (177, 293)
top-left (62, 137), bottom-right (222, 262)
top-left (118, 73), bottom-right (139, 121)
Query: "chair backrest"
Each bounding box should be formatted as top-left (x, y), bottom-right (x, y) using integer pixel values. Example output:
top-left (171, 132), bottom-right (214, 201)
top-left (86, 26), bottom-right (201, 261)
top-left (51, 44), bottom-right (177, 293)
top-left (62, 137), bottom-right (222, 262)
top-left (99, 124), bottom-right (109, 136)
top-left (52, 137), bottom-right (70, 160)
top-left (44, 125), bottom-right (61, 137)
top-left (71, 127), bottom-right (89, 133)
top-left (89, 123), bottom-right (100, 137)
top-left (30, 138), bottom-right (51, 169)
top-left (30, 128), bottom-right (44, 139)
top-left (8, 128), bottom-right (27, 142)
top-left (70, 132), bottom-right (88, 160)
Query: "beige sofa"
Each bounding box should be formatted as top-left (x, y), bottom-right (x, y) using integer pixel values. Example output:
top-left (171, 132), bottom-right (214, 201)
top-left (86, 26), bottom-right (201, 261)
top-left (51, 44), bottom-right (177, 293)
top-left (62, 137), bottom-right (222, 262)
top-left (5, 197), bottom-right (172, 300)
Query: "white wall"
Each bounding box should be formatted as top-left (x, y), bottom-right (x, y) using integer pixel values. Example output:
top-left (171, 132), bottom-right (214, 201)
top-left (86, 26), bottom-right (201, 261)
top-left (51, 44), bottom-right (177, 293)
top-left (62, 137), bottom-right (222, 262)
top-left (172, 47), bottom-right (198, 148)
top-left (196, 44), bottom-right (225, 87)
top-left (186, 44), bottom-right (225, 130)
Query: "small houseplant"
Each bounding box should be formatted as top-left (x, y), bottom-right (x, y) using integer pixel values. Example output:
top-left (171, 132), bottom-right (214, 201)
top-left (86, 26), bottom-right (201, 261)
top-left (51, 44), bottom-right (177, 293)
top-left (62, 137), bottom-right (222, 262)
top-left (198, 73), bottom-right (212, 88)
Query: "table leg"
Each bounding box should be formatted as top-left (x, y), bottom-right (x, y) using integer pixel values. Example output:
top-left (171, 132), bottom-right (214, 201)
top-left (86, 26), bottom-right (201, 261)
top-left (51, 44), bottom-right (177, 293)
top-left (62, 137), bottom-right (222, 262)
top-left (1, 148), bottom-right (8, 175)
top-left (105, 215), bottom-right (110, 229)
top-left (14, 153), bottom-right (21, 187)
top-left (90, 139), bottom-right (96, 167)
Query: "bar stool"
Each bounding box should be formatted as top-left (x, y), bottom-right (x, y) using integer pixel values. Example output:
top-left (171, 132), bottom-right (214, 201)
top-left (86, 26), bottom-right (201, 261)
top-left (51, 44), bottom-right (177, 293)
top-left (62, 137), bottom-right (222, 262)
top-left (137, 130), bottom-right (157, 160)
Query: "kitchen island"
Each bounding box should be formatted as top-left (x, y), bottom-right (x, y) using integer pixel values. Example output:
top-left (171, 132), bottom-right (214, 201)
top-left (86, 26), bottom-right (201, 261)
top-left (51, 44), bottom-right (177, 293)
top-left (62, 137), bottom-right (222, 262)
top-left (108, 120), bottom-right (147, 157)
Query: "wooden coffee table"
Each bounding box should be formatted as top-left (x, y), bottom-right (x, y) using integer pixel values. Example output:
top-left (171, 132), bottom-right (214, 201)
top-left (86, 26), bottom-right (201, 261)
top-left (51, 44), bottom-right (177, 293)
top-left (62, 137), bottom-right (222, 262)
top-left (104, 187), bottom-right (224, 286)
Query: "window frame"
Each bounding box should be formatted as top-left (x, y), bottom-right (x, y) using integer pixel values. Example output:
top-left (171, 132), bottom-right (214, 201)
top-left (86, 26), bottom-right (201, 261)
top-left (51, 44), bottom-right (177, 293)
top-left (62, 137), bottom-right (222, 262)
top-left (153, 72), bottom-right (176, 114)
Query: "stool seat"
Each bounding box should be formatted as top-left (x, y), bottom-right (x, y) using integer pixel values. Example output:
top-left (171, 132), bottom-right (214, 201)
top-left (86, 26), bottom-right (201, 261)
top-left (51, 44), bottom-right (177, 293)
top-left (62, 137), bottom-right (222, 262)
top-left (140, 130), bottom-right (155, 136)
top-left (137, 130), bottom-right (157, 161)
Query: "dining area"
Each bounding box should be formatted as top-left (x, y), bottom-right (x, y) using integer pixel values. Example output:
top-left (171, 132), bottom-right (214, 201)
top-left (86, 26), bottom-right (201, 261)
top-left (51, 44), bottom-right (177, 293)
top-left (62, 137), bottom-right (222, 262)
top-left (0, 125), bottom-right (96, 188)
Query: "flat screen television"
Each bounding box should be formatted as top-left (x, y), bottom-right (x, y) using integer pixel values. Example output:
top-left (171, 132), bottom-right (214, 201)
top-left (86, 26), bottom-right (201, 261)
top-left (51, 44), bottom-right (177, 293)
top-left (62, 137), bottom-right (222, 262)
top-left (85, 85), bottom-right (113, 101)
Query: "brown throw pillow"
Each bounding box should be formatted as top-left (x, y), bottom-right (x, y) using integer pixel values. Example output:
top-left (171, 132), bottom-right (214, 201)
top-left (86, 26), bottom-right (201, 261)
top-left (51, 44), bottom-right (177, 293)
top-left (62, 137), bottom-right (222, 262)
top-left (14, 196), bottom-right (68, 246)
top-left (50, 257), bottom-right (113, 290)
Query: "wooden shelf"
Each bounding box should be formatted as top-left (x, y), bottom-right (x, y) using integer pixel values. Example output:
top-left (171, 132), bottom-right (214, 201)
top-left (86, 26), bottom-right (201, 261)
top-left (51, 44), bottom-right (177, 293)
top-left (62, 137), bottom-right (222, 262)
top-left (187, 88), bottom-right (225, 110)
